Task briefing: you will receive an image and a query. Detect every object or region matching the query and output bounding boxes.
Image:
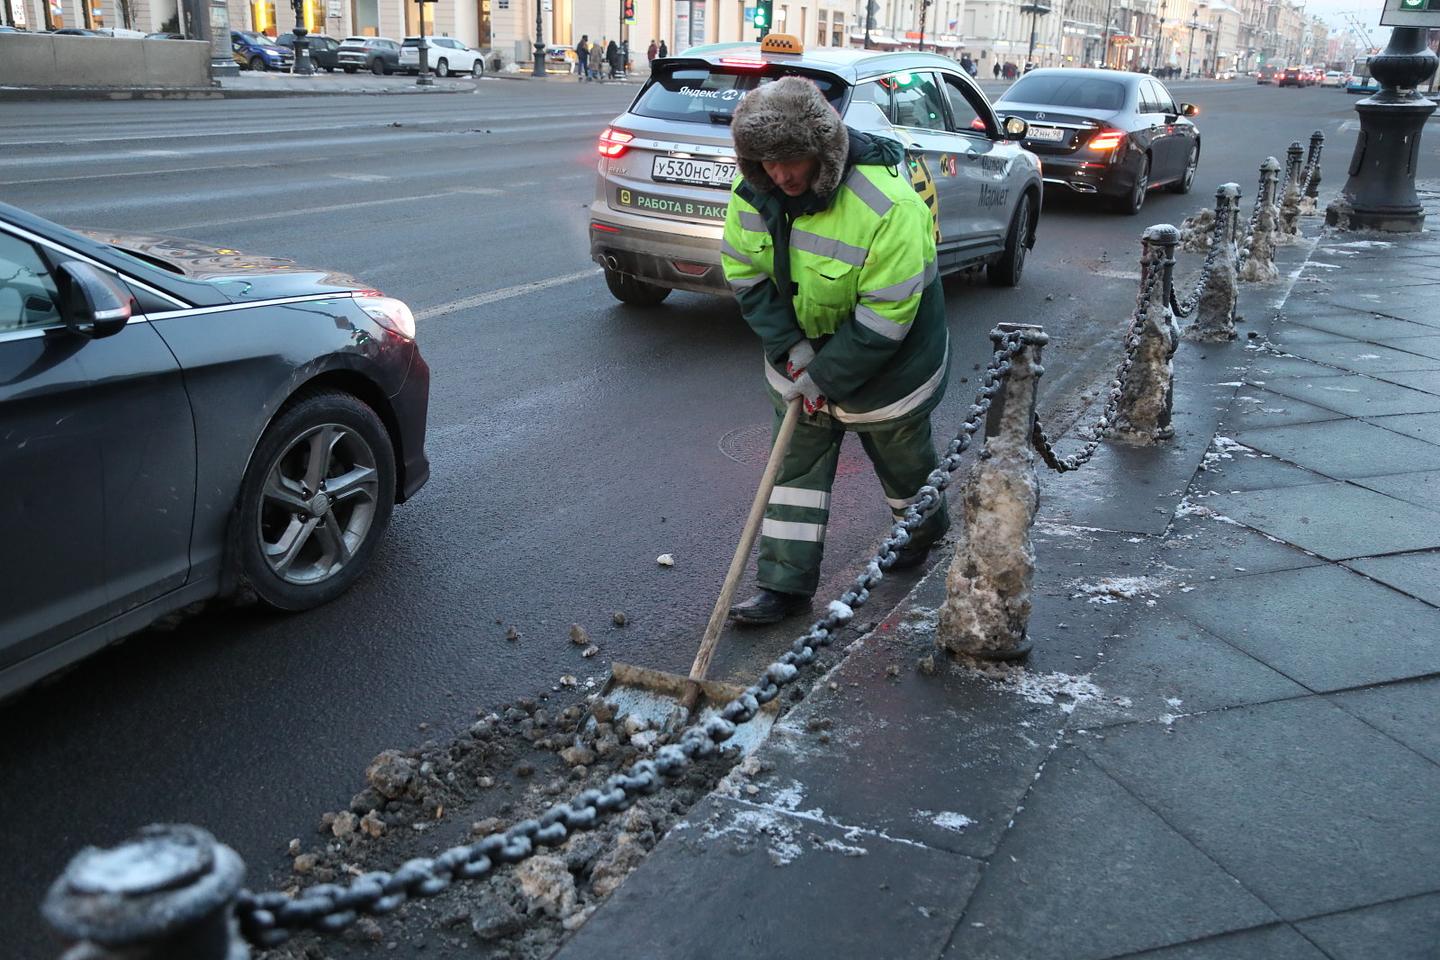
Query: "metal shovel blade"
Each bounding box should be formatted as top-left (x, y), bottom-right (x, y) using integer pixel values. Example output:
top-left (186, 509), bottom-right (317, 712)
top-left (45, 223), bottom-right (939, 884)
top-left (594, 660), bottom-right (780, 757)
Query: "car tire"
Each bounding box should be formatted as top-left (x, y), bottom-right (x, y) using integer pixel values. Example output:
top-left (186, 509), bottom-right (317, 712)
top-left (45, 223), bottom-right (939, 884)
top-left (249, 55), bottom-right (265, 71)
top-left (471, 59), bottom-right (483, 77)
top-left (344, 65), bottom-right (357, 73)
top-left (1114, 156), bottom-right (1150, 215)
top-left (436, 58), bottom-right (449, 77)
top-left (371, 58), bottom-right (384, 75)
top-left (988, 191), bottom-right (1033, 288)
top-left (604, 267), bottom-right (671, 307)
top-left (233, 390), bottom-right (396, 612)
top-left (1171, 145), bottom-right (1198, 194)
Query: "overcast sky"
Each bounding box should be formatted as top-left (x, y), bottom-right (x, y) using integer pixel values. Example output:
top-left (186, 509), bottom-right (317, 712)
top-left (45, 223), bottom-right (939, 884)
top-left (1300, 1), bottom-right (1388, 31)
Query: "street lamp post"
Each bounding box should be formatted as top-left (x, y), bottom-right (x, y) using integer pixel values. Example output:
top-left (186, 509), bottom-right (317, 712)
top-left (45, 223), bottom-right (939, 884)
top-left (1022, 1), bottom-right (1051, 68)
top-left (918, 0), bottom-right (931, 51)
top-left (290, 0), bottom-right (313, 75)
top-left (1100, 0), bottom-right (1113, 66)
top-left (1151, 0), bottom-right (1167, 72)
top-left (1326, 24), bottom-right (1439, 232)
top-left (415, 0), bottom-right (434, 86)
top-left (532, 0), bottom-right (546, 76)
top-left (1185, 12), bottom-right (1200, 78)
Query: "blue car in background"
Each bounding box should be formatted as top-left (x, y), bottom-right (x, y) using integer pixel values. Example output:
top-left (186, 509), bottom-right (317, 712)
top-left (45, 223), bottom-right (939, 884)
top-left (232, 30), bottom-right (294, 71)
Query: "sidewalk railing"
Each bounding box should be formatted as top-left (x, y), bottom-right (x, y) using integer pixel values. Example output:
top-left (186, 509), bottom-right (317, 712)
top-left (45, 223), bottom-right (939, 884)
top-left (41, 128), bottom-right (1332, 960)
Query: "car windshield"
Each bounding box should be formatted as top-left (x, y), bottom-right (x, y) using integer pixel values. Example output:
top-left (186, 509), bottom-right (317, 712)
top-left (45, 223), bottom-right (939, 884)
top-left (632, 64), bottom-right (846, 125)
top-left (999, 75), bottom-right (1127, 111)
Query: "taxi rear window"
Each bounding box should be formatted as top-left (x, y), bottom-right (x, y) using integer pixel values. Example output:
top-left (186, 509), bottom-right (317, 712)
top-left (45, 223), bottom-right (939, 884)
top-left (631, 64), bottom-right (846, 124)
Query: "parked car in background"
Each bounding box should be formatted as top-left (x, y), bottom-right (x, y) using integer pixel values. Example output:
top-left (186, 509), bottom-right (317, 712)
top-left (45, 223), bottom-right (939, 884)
top-left (399, 36), bottom-right (485, 77)
top-left (589, 35), bottom-right (1042, 305)
top-left (338, 35), bottom-right (401, 74)
top-left (52, 28), bottom-right (103, 36)
top-left (231, 30), bottom-right (293, 71)
top-left (0, 24), bottom-right (24, 32)
top-left (0, 199), bottom-right (430, 701)
top-left (275, 32), bottom-right (341, 71)
top-left (146, 31), bottom-right (187, 39)
top-left (997, 67), bottom-right (1200, 215)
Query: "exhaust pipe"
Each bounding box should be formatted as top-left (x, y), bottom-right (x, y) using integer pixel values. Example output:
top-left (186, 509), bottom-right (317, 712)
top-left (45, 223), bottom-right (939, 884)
top-left (604, 255), bottom-right (620, 270)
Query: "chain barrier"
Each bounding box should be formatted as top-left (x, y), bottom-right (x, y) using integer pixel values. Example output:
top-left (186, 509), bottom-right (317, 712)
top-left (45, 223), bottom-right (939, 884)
top-left (1030, 258), bottom-right (1164, 473)
top-left (230, 331), bottom-right (1039, 949)
top-left (1168, 201), bottom-right (1229, 319)
top-left (1236, 166), bottom-right (1265, 271)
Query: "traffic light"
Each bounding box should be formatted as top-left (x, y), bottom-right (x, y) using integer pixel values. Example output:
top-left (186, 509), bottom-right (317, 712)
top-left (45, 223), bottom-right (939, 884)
top-left (623, 0), bottom-right (635, 23)
top-left (753, 0), bottom-right (772, 35)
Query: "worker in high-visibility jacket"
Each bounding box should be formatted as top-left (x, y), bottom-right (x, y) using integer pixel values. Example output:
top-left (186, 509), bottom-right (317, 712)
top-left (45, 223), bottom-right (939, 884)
top-left (722, 76), bottom-right (950, 625)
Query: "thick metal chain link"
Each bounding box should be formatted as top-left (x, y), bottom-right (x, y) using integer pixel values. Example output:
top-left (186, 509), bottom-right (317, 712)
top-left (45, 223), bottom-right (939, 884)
top-left (1236, 170), bottom-right (1265, 271)
top-left (232, 332), bottom-right (1040, 949)
top-left (1301, 144), bottom-right (1323, 193)
top-left (1169, 203), bottom-right (1229, 319)
top-left (1031, 260), bottom-right (1163, 473)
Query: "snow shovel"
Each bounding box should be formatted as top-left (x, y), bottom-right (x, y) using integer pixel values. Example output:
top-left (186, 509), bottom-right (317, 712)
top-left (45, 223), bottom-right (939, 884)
top-left (596, 396), bottom-right (803, 755)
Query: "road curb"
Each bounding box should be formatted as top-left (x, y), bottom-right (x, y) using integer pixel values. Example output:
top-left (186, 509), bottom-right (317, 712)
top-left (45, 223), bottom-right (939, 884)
top-left (0, 82), bottom-right (480, 101)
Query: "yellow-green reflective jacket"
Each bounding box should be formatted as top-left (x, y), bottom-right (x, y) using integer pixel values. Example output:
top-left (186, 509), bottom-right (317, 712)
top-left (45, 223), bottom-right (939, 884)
top-left (721, 130), bottom-right (949, 430)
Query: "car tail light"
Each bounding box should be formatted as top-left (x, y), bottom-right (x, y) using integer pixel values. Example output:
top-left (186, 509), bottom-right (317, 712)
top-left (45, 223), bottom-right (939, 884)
top-left (591, 222), bottom-right (620, 234)
top-left (1087, 129), bottom-right (1126, 151)
top-left (353, 291), bottom-right (416, 340)
top-left (969, 116), bottom-right (987, 131)
top-left (719, 57), bottom-right (767, 68)
top-left (599, 127), bottom-right (634, 158)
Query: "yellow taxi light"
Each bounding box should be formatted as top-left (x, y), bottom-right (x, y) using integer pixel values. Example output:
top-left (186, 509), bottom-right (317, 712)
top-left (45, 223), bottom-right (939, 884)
top-left (760, 33), bottom-right (803, 55)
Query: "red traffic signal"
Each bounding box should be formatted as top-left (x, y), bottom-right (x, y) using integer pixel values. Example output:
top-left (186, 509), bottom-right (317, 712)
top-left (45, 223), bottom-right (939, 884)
top-left (623, 0), bottom-right (635, 22)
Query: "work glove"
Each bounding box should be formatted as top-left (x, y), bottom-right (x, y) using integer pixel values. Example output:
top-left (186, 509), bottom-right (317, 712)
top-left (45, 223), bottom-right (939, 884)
top-left (785, 340), bottom-right (816, 378)
top-left (782, 371), bottom-right (827, 416)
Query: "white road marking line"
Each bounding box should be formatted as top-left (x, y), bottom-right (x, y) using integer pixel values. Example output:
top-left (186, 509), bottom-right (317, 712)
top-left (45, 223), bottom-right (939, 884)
top-left (1094, 269), bottom-right (1140, 280)
top-left (158, 189), bottom-right (484, 232)
top-left (331, 173), bottom-right (392, 182)
top-left (415, 268), bottom-right (601, 320)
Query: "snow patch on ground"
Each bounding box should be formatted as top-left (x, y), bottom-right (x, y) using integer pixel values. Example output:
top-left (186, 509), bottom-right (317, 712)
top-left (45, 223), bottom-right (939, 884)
top-left (1330, 239), bottom-right (1394, 249)
top-left (704, 809), bottom-right (804, 866)
top-left (916, 809), bottom-right (976, 833)
top-left (1033, 521), bottom-right (1110, 539)
top-left (1070, 575), bottom-right (1169, 605)
top-left (1176, 497), bottom-right (1244, 526)
top-left (966, 663), bottom-right (1104, 714)
top-left (898, 606), bottom-right (940, 637)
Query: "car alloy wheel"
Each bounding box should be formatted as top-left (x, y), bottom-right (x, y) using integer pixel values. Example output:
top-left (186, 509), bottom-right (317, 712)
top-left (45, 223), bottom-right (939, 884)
top-left (236, 390), bottom-right (395, 610)
top-left (471, 59), bottom-right (483, 77)
top-left (1117, 157), bottom-right (1149, 215)
top-left (249, 55), bottom-right (265, 71)
top-left (436, 58), bottom-right (449, 77)
top-left (371, 57), bottom-right (384, 75)
top-left (988, 193), bottom-right (1031, 288)
top-left (1173, 146), bottom-right (1198, 194)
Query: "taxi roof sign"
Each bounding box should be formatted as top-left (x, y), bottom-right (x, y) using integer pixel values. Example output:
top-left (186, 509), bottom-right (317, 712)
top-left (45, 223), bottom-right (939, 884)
top-left (760, 33), bottom-right (803, 54)
top-left (1380, 0), bottom-right (1440, 27)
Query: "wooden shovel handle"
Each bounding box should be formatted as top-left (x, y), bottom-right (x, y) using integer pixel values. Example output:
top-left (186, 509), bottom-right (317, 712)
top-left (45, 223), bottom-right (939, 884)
top-left (688, 397), bottom-right (803, 683)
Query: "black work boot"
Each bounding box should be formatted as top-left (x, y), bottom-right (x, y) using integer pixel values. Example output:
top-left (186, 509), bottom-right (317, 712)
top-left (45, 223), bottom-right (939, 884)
top-left (729, 589), bottom-right (812, 626)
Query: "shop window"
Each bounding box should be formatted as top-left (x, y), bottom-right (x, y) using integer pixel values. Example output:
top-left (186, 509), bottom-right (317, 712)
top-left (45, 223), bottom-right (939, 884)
top-left (831, 13), bottom-right (843, 47)
top-left (477, 0), bottom-right (490, 45)
top-left (250, 0), bottom-right (277, 35)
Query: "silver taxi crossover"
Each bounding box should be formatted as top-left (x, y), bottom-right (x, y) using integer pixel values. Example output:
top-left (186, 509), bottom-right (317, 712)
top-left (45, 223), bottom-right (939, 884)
top-left (588, 34), bottom-right (1043, 306)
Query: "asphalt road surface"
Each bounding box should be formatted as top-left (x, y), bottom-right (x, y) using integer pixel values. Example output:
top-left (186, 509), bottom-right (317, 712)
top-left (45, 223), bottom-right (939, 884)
top-left (3, 77), bottom-right (1430, 957)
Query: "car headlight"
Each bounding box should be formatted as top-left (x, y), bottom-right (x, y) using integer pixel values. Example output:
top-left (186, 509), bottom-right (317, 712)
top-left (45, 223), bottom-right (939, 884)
top-left (354, 291), bottom-right (416, 340)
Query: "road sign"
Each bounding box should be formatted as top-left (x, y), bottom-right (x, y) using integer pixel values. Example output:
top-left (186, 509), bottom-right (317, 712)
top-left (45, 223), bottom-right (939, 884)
top-left (1381, 0), bottom-right (1440, 26)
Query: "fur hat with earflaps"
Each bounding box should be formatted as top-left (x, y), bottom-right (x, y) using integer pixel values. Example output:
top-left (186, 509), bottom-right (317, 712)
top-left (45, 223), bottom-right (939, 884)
top-left (730, 76), bottom-right (849, 198)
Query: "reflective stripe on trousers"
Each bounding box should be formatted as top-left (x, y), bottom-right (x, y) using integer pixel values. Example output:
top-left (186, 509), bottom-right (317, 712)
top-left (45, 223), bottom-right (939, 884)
top-left (757, 408), bottom-right (950, 596)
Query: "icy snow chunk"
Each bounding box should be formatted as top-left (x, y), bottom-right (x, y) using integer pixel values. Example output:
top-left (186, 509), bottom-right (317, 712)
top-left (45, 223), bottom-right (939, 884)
top-left (655, 553), bottom-right (674, 567)
top-left (1070, 575), bottom-right (1169, 604)
top-left (916, 810), bottom-right (976, 833)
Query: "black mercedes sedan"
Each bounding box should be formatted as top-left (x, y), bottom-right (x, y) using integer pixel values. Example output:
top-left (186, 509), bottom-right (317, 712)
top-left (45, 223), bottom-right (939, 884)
top-left (995, 68), bottom-right (1201, 215)
top-left (0, 202), bottom-right (430, 699)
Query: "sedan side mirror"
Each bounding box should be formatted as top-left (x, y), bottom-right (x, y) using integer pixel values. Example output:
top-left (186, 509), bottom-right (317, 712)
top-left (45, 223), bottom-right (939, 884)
top-left (1180, 102), bottom-right (1199, 117)
top-left (56, 261), bottom-right (133, 339)
top-left (1002, 116), bottom-right (1029, 140)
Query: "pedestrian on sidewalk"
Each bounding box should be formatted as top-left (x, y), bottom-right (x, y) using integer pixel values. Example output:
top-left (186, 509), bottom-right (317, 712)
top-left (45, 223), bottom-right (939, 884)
top-left (993, 59), bottom-right (1001, 79)
top-left (575, 35), bottom-right (590, 81)
top-left (647, 39), bottom-right (658, 64)
top-left (606, 39), bottom-right (620, 79)
top-left (658, 39), bottom-right (668, 58)
top-left (721, 77), bottom-right (951, 625)
top-left (590, 39), bottom-right (604, 81)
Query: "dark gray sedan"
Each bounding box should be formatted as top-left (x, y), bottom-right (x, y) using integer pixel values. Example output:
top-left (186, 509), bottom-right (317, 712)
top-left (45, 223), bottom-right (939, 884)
top-left (0, 202), bottom-right (430, 699)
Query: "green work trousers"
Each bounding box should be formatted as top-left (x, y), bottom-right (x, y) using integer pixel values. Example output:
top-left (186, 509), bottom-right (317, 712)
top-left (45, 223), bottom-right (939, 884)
top-left (757, 411), bottom-right (949, 597)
